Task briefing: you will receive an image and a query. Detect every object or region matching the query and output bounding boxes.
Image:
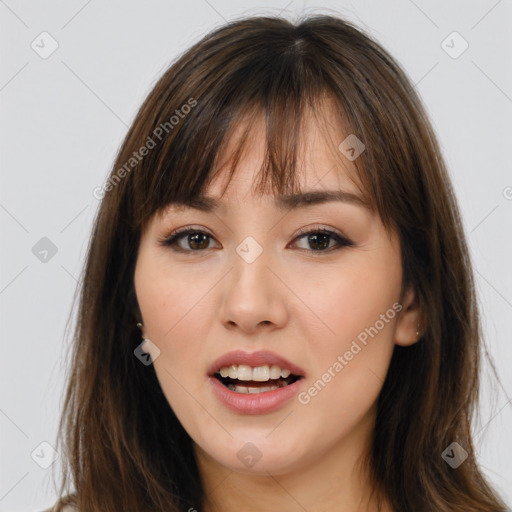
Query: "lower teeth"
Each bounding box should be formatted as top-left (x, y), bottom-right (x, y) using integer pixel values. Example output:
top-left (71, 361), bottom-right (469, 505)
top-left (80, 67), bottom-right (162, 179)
top-left (227, 384), bottom-right (280, 394)
top-left (225, 377), bottom-right (294, 394)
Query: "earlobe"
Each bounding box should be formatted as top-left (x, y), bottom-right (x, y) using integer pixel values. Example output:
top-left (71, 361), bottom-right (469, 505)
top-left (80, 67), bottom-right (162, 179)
top-left (395, 286), bottom-right (423, 347)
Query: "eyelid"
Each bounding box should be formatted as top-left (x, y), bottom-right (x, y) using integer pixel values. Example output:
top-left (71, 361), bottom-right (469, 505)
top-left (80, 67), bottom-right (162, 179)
top-left (160, 224), bottom-right (212, 239)
top-left (292, 224), bottom-right (349, 242)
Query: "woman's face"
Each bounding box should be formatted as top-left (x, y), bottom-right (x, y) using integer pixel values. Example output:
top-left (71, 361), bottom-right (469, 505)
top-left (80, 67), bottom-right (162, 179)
top-left (134, 113), bottom-right (419, 478)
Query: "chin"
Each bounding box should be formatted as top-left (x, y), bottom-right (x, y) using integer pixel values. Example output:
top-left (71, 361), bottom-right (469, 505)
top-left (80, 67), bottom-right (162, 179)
top-left (223, 452), bottom-right (299, 476)
top-left (201, 433), bottom-right (309, 476)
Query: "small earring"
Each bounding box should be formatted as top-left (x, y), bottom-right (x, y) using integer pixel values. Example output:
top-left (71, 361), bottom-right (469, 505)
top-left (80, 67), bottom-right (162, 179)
top-left (416, 323), bottom-right (420, 338)
top-left (137, 322), bottom-right (143, 333)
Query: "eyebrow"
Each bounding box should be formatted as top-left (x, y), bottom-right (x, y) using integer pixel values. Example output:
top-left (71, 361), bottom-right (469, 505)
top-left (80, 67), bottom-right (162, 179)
top-left (170, 190), bottom-right (369, 212)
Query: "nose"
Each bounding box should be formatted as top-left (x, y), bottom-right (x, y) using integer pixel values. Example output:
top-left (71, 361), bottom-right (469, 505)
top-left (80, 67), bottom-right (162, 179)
top-left (218, 250), bottom-right (289, 334)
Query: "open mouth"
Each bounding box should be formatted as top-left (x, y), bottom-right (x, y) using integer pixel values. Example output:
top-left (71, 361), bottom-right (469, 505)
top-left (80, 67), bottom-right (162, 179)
top-left (214, 364), bottom-right (303, 394)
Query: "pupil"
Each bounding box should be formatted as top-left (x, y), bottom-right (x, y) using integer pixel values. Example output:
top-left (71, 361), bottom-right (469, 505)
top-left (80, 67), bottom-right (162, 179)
top-left (309, 233), bottom-right (329, 250)
top-left (189, 233), bottom-right (209, 250)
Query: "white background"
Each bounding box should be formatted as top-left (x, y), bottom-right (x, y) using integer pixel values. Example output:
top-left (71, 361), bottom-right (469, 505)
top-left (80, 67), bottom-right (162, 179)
top-left (1, 1), bottom-right (511, 510)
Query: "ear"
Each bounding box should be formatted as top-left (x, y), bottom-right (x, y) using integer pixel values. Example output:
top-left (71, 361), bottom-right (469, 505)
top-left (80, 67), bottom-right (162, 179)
top-left (395, 285), bottom-right (423, 347)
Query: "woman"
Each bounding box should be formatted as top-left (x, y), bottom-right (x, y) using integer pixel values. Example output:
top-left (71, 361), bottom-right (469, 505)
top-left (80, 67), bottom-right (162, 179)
top-left (49, 14), bottom-right (508, 512)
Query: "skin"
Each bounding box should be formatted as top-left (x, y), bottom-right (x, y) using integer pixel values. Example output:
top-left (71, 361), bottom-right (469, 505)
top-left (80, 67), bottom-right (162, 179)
top-left (134, 110), bottom-right (422, 512)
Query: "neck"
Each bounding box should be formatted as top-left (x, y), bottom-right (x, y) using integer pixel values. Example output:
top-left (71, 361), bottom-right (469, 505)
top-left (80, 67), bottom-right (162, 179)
top-left (194, 407), bottom-right (392, 512)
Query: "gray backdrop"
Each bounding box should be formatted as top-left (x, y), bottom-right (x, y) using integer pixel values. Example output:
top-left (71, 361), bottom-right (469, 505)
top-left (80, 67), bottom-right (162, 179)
top-left (1, 1), bottom-right (511, 510)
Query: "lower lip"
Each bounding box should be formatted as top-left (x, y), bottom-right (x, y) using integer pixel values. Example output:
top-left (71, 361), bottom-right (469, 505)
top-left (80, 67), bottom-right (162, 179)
top-left (208, 376), bottom-right (303, 415)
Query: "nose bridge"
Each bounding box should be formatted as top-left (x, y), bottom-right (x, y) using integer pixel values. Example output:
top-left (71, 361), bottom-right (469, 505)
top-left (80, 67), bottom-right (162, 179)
top-left (233, 236), bottom-right (270, 289)
top-left (219, 235), bottom-right (288, 331)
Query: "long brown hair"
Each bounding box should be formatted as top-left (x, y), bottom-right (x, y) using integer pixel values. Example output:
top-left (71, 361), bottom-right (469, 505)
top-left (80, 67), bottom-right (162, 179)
top-left (50, 14), bottom-right (507, 512)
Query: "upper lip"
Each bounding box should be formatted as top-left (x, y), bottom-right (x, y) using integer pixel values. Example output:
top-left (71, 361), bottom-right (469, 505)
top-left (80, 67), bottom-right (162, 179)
top-left (208, 350), bottom-right (306, 377)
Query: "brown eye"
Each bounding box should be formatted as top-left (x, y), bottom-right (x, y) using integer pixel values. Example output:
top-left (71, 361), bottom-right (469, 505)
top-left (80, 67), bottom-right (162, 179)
top-left (292, 228), bottom-right (353, 253)
top-left (161, 229), bottom-right (218, 252)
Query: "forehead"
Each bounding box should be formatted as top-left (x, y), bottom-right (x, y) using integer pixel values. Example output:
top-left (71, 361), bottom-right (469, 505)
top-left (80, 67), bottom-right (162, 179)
top-left (203, 106), bottom-right (365, 207)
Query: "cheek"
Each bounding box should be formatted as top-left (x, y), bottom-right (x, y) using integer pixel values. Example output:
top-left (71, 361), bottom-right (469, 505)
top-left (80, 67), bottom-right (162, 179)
top-left (134, 262), bottom-right (210, 427)
top-left (134, 254), bottom-right (220, 401)
top-left (282, 268), bottom-right (401, 466)
top-left (295, 248), bottom-right (402, 402)
top-left (134, 252), bottom-right (217, 343)
top-left (300, 250), bottom-right (401, 337)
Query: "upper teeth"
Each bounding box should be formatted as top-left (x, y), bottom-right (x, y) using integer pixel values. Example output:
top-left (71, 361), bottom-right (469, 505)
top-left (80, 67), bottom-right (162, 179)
top-left (218, 364), bottom-right (291, 381)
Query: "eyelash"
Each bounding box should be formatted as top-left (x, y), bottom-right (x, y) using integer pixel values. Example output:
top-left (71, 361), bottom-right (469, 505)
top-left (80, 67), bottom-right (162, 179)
top-left (159, 225), bottom-right (354, 256)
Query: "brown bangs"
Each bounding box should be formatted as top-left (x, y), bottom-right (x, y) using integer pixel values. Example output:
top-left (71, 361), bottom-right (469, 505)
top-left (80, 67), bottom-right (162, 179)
top-left (120, 18), bottom-right (398, 235)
